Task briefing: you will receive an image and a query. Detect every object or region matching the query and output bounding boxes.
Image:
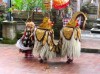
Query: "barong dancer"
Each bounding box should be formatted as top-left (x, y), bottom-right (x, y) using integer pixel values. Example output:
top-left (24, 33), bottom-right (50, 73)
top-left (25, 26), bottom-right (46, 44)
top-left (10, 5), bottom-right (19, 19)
top-left (58, 12), bottom-right (87, 64)
top-left (33, 17), bottom-right (57, 63)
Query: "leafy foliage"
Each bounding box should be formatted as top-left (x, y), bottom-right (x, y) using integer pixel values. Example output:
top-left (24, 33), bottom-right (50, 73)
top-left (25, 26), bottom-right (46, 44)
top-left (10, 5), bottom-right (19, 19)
top-left (10, 0), bottom-right (46, 12)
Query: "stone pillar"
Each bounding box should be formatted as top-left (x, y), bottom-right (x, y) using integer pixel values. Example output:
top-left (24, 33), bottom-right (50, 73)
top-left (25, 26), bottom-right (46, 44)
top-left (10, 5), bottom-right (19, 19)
top-left (77, 0), bottom-right (80, 11)
top-left (70, 0), bottom-right (77, 14)
top-left (98, 0), bottom-right (100, 18)
top-left (2, 21), bottom-right (17, 40)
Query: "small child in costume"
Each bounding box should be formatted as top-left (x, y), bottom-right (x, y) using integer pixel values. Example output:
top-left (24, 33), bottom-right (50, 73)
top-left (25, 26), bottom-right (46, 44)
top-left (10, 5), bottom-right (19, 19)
top-left (16, 18), bottom-right (35, 58)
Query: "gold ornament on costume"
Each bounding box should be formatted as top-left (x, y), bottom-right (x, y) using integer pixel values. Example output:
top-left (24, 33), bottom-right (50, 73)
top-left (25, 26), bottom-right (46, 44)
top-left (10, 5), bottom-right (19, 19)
top-left (67, 19), bottom-right (77, 28)
top-left (35, 29), bottom-right (46, 42)
top-left (63, 27), bottom-right (74, 40)
top-left (76, 27), bottom-right (81, 40)
top-left (63, 27), bottom-right (81, 40)
top-left (43, 17), bottom-right (49, 23)
top-left (74, 29), bottom-right (77, 40)
top-left (39, 17), bottom-right (53, 30)
top-left (36, 17), bottom-right (56, 51)
top-left (42, 31), bottom-right (48, 45)
top-left (66, 11), bottom-right (87, 29)
top-left (63, 12), bottom-right (86, 40)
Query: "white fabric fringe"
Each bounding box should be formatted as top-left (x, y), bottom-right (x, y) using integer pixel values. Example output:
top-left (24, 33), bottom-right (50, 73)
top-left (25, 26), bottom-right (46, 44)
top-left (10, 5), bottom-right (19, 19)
top-left (60, 29), bottom-right (81, 59)
top-left (33, 29), bottom-right (56, 59)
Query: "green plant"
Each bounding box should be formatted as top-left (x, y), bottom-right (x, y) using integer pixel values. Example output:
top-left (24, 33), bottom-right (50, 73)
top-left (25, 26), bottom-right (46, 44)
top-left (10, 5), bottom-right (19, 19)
top-left (10, 0), bottom-right (46, 14)
top-left (9, 0), bottom-right (48, 23)
top-left (0, 4), bottom-right (6, 38)
top-left (1, 37), bottom-right (17, 44)
top-left (0, 4), bottom-right (5, 21)
top-left (16, 31), bottom-right (23, 39)
top-left (11, 0), bottom-right (45, 11)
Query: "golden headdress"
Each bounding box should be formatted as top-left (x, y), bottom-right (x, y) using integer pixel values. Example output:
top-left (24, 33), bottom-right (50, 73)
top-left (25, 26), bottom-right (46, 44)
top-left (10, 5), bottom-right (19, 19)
top-left (66, 11), bottom-right (87, 28)
top-left (38, 17), bottom-right (53, 30)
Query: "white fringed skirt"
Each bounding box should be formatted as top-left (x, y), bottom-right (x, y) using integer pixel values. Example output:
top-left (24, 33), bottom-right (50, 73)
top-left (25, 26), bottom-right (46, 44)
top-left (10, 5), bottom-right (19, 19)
top-left (60, 30), bottom-right (81, 59)
top-left (33, 39), bottom-right (56, 59)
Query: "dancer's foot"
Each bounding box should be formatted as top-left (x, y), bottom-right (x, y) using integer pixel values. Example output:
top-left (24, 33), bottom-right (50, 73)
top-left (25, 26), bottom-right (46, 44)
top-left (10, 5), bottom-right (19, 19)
top-left (24, 53), bottom-right (28, 58)
top-left (28, 54), bottom-right (34, 58)
top-left (66, 59), bottom-right (73, 64)
top-left (44, 57), bottom-right (47, 61)
top-left (39, 59), bottom-right (44, 63)
top-left (43, 57), bottom-right (47, 63)
top-left (24, 56), bottom-right (28, 58)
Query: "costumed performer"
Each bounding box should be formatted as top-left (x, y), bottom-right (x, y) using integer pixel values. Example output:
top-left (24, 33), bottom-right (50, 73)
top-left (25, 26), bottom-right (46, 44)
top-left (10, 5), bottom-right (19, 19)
top-left (58, 12), bottom-right (87, 64)
top-left (16, 18), bottom-right (35, 58)
top-left (33, 17), bottom-right (57, 63)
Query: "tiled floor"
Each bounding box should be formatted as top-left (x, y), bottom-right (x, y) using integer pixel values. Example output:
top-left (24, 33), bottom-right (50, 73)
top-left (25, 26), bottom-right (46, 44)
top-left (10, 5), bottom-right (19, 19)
top-left (0, 44), bottom-right (100, 74)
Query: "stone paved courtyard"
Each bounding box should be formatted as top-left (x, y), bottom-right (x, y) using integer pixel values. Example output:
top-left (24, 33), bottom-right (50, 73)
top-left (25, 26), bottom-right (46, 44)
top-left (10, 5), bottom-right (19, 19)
top-left (0, 43), bottom-right (100, 74)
